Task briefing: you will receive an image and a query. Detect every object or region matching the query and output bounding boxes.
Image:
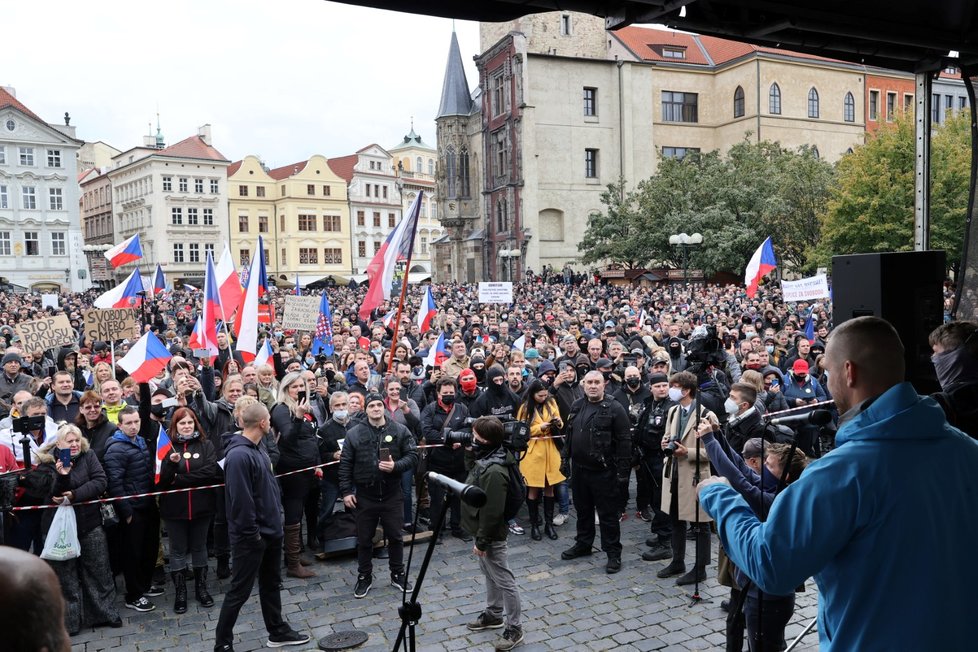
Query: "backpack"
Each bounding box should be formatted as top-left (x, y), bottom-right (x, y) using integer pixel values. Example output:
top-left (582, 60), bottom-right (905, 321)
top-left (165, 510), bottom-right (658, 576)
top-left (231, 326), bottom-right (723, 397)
top-left (501, 463), bottom-right (528, 521)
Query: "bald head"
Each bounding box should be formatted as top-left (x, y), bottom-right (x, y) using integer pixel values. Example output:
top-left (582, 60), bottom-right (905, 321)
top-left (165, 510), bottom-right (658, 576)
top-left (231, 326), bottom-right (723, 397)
top-left (0, 546), bottom-right (71, 652)
top-left (824, 317), bottom-right (905, 413)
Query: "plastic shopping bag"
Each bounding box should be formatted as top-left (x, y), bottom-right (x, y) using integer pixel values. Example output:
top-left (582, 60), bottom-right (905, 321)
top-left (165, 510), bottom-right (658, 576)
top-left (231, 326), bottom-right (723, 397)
top-left (40, 502), bottom-right (81, 561)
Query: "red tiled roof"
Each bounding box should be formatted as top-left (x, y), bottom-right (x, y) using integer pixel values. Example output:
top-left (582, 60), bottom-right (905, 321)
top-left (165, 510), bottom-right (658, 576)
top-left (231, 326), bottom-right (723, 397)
top-left (0, 87), bottom-right (44, 123)
top-left (156, 135), bottom-right (228, 162)
top-left (227, 160), bottom-right (242, 176)
top-left (78, 168), bottom-right (95, 183)
top-left (267, 160), bottom-right (307, 181)
top-left (327, 154), bottom-right (357, 183)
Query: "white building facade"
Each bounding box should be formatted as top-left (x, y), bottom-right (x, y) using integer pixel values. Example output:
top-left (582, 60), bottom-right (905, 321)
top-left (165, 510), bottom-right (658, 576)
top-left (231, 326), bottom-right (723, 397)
top-left (389, 126), bottom-right (442, 275)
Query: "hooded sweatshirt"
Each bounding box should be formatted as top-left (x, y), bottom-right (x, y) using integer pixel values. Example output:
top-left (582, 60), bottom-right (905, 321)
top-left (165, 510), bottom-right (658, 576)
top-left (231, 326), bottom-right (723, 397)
top-left (223, 433), bottom-right (284, 545)
top-left (470, 367), bottom-right (520, 420)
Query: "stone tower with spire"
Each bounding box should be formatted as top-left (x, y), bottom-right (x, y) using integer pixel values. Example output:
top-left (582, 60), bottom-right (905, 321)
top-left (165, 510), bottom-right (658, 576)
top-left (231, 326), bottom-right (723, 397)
top-left (433, 30), bottom-right (484, 283)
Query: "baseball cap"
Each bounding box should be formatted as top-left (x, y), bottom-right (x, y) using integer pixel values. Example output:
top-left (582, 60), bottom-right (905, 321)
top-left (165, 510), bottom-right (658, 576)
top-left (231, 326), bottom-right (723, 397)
top-left (742, 438), bottom-right (765, 459)
top-left (595, 358), bottom-right (614, 370)
top-left (792, 359), bottom-right (810, 374)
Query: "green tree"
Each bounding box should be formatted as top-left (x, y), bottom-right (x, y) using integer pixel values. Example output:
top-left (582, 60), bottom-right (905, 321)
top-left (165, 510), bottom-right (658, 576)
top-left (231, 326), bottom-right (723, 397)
top-left (577, 177), bottom-right (649, 269)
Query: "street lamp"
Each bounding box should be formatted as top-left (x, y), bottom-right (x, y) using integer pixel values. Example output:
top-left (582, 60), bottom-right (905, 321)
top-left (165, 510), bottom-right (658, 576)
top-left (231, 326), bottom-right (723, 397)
top-left (668, 232), bottom-right (704, 288)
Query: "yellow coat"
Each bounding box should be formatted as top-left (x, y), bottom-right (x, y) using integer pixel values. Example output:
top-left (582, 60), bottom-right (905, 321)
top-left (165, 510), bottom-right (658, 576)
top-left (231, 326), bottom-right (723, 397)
top-left (517, 399), bottom-right (566, 488)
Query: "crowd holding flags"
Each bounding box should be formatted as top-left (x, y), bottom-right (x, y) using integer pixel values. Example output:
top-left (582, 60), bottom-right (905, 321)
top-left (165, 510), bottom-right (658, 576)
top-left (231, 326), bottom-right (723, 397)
top-left (154, 425), bottom-right (172, 485)
top-left (416, 286), bottom-right (436, 334)
top-left (187, 252), bottom-right (223, 357)
top-left (215, 245), bottom-right (242, 323)
top-left (118, 331), bottom-right (172, 382)
top-left (744, 236), bottom-right (777, 298)
top-left (152, 263), bottom-right (167, 298)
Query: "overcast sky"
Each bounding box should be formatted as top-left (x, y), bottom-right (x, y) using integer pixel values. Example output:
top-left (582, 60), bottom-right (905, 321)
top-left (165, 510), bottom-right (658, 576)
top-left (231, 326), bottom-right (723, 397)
top-left (6, 0), bottom-right (481, 166)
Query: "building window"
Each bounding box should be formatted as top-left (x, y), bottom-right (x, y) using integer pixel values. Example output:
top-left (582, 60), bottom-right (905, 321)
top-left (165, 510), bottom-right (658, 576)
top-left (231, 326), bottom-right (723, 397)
top-left (48, 188), bottom-right (63, 210)
top-left (584, 149), bottom-right (598, 178)
top-left (255, 186), bottom-right (265, 198)
top-left (946, 95), bottom-right (954, 115)
top-left (583, 87), bottom-right (597, 116)
top-left (0, 185), bottom-right (6, 209)
top-left (240, 249), bottom-right (250, 266)
top-left (932, 94), bottom-right (942, 122)
top-left (307, 184), bottom-right (315, 196)
top-left (0, 232), bottom-right (9, 256)
top-left (769, 83), bottom-right (781, 114)
top-left (299, 247), bottom-right (318, 264)
top-left (179, 178), bottom-right (188, 192)
top-left (171, 207), bottom-right (183, 225)
top-left (22, 187), bottom-right (36, 209)
top-left (173, 243), bottom-right (184, 263)
top-left (194, 178), bottom-right (204, 193)
top-left (560, 13), bottom-right (571, 36)
top-left (460, 149), bottom-right (471, 198)
top-left (388, 213), bottom-right (396, 228)
top-left (51, 232), bottom-right (66, 256)
top-left (662, 91), bottom-right (698, 122)
top-left (258, 215), bottom-right (268, 232)
top-left (869, 90), bottom-right (879, 120)
top-left (382, 185), bottom-right (388, 199)
top-left (886, 92), bottom-right (896, 121)
top-left (428, 159), bottom-right (434, 176)
top-left (492, 74), bottom-right (505, 117)
top-left (496, 199), bottom-right (508, 232)
top-left (662, 47), bottom-right (686, 59)
top-left (210, 179), bottom-right (219, 193)
top-left (46, 149), bottom-right (61, 167)
top-left (905, 94), bottom-right (914, 111)
top-left (445, 146), bottom-right (457, 197)
top-left (373, 241), bottom-right (382, 254)
top-left (420, 236), bottom-right (428, 254)
top-left (373, 212), bottom-right (381, 227)
top-left (238, 214), bottom-right (249, 232)
top-left (808, 88), bottom-right (820, 118)
top-left (298, 214), bottom-right (316, 231)
top-left (733, 86), bottom-right (745, 118)
top-left (189, 242), bottom-right (200, 263)
top-left (24, 231), bottom-right (39, 256)
top-left (324, 248), bottom-right (342, 264)
top-left (357, 210), bottom-right (365, 226)
top-left (844, 92), bottom-right (856, 122)
top-left (19, 147), bottom-right (34, 166)
top-left (238, 185), bottom-right (248, 196)
top-left (365, 184), bottom-right (371, 198)
top-left (163, 176), bottom-right (172, 191)
top-left (812, 147), bottom-right (820, 160)
top-left (661, 146), bottom-right (701, 160)
top-left (358, 241), bottom-right (366, 257)
top-left (205, 243), bottom-right (215, 257)
top-left (281, 185), bottom-right (286, 196)
top-left (0, 147), bottom-right (5, 165)
top-left (280, 248), bottom-right (286, 265)
top-left (323, 185), bottom-right (330, 196)
top-left (203, 208), bottom-right (213, 225)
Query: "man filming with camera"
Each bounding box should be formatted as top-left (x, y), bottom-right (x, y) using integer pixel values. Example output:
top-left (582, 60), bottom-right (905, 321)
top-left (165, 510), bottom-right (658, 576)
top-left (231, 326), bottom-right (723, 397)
top-left (420, 377), bottom-right (473, 542)
top-left (462, 416), bottom-right (524, 651)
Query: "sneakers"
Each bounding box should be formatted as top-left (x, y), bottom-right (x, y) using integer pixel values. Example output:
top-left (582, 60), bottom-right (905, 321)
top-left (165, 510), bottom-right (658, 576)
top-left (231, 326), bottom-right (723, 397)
top-left (641, 546), bottom-right (671, 562)
top-left (143, 584), bottom-right (165, 597)
top-left (466, 611), bottom-right (505, 631)
top-left (638, 508), bottom-right (652, 522)
top-left (508, 522), bottom-right (525, 536)
top-left (354, 574), bottom-right (372, 598)
top-left (390, 572), bottom-right (413, 593)
top-left (125, 597), bottom-right (156, 612)
top-left (493, 626), bottom-right (524, 651)
top-left (267, 630), bottom-right (311, 648)
top-left (552, 512), bottom-right (569, 526)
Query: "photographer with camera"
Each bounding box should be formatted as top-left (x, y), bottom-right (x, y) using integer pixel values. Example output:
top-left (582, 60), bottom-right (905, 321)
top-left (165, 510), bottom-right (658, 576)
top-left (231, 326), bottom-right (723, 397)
top-left (420, 377), bottom-right (474, 543)
top-left (559, 370), bottom-right (632, 574)
top-left (462, 416), bottom-right (525, 651)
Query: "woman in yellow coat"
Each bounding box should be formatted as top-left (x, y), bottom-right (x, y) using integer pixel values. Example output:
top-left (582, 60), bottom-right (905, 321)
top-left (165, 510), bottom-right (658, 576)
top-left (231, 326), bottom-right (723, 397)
top-left (516, 379), bottom-right (566, 541)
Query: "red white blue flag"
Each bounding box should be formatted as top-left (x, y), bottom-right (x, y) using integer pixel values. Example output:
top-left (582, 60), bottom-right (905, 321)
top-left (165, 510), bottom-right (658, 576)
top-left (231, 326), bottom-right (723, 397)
top-left (118, 331), bottom-right (172, 383)
top-left (311, 293), bottom-right (335, 356)
top-left (423, 332), bottom-right (449, 369)
top-left (235, 237), bottom-right (268, 362)
top-left (416, 286), bottom-right (437, 334)
top-left (187, 252), bottom-right (222, 358)
top-left (154, 425), bottom-right (172, 485)
top-left (358, 191), bottom-right (422, 320)
top-left (744, 237), bottom-right (777, 298)
top-left (94, 269), bottom-right (144, 309)
top-left (104, 234), bottom-right (143, 268)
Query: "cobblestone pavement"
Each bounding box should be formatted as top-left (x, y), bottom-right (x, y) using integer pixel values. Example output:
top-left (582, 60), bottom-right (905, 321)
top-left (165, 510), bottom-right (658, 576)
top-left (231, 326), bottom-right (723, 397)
top-left (71, 508), bottom-right (819, 652)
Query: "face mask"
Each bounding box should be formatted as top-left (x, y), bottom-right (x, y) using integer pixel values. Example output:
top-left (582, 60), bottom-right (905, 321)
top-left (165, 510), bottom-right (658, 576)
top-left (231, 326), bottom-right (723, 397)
top-left (724, 398), bottom-right (740, 416)
top-left (332, 409), bottom-right (348, 421)
top-left (932, 346), bottom-right (978, 390)
top-left (601, 372), bottom-right (612, 381)
top-left (440, 394), bottom-right (456, 406)
top-left (576, 366), bottom-right (589, 378)
top-left (766, 345), bottom-right (775, 354)
top-left (472, 441), bottom-right (495, 457)
top-left (668, 387), bottom-right (683, 402)
top-left (150, 404), bottom-right (166, 418)
top-left (793, 373), bottom-right (806, 383)
top-left (626, 377), bottom-right (641, 388)
top-left (305, 357), bottom-right (314, 366)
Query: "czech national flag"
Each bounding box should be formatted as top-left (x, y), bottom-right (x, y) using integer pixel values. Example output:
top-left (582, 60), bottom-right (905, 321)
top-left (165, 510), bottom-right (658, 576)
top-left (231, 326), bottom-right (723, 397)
top-left (152, 263), bottom-right (167, 297)
top-left (744, 237), bottom-right (777, 298)
top-left (154, 425), bottom-right (172, 485)
top-left (196, 252), bottom-right (223, 357)
top-left (416, 286), bottom-right (436, 334)
top-left (255, 338), bottom-right (274, 368)
top-left (118, 332), bottom-right (172, 383)
top-left (358, 191), bottom-right (422, 320)
top-left (234, 236), bottom-right (269, 362)
top-left (216, 244), bottom-right (243, 322)
top-left (381, 308), bottom-right (397, 329)
top-left (94, 269), bottom-right (144, 309)
top-left (423, 332), bottom-right (449, 369)
top-left (104, 234), bottom-right (143, 268)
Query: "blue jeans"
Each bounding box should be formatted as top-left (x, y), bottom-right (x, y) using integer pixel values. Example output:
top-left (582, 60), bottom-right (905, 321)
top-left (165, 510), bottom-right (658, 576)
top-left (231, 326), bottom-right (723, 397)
top-left (555, 480), bottom-right (570, 515)
top-left (400, 467), bottom-right (414, 525)
top-left (316, 478), bottom-right (340, 536)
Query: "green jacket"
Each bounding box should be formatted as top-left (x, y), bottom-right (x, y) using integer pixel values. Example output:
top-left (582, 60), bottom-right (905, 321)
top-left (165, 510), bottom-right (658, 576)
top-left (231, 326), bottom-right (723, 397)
top-left (461, 447), bottom-right (514, 551)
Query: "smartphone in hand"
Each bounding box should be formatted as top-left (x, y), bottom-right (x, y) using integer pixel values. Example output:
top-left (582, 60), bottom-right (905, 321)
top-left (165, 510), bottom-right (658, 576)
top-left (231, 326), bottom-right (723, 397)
top-left (57, 448), bottom-right (72, 468)
top-left (379, 448), bottom-right (391, 461)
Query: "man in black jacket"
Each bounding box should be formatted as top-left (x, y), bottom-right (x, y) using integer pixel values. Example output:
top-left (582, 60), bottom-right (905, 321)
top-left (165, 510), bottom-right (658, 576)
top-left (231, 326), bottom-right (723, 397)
top-left (420, 377), bottom-right (472, 542)
top-left (470, 366), bottom-right (520, 420)
top-left (339, 393), bottom-right (418, 599)
top-left (722, 383), bottom-right (768, 454)
top-left (636, 373), bottom-right (676, 561)
top-left (214, 402), bottom-right (310, 652)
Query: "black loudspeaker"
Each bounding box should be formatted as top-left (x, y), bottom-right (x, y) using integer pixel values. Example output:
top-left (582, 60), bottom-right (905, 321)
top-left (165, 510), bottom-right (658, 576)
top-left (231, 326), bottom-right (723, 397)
top-left (832, 251), bottom-right (946, 394)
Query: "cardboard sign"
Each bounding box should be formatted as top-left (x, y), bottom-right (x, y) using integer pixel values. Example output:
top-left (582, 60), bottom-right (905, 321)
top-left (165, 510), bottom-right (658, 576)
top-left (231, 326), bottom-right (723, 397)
top-left (478, 282), bottom-right (514, 304)
top-left (82, 308), bottom-right (141, 342)
top-left (14, 315), bottom-right (76, 352)
top-left (281, 296), bottom-right (320, 330)
top-left (781, 274), bottom-right (831, 302)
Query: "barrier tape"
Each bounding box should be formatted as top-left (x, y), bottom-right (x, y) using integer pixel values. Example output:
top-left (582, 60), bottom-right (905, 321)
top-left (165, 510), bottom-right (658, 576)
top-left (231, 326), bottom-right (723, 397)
top-left (763, 399), bottom-right (835, 418)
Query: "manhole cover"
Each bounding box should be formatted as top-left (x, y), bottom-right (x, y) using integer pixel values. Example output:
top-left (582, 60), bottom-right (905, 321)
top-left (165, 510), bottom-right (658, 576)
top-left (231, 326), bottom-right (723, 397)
top-left (318, 630), bottom-right (369, 650)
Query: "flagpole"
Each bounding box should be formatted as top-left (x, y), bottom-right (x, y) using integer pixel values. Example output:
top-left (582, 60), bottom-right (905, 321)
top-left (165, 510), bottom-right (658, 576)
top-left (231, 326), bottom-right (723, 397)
top-left (110, 342), bottom-right (116, 381)
top-left (384, 191), bottom-right (423, 374)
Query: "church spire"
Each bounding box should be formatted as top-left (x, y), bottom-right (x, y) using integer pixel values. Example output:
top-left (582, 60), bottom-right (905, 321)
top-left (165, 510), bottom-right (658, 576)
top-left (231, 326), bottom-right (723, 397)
top-left (436, 31), bottom-right (473, 119)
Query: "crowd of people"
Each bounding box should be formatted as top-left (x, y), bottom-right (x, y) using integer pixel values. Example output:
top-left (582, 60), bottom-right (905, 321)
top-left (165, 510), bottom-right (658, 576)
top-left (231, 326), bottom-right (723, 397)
top-left (0, 275), bottom-right (971, 651)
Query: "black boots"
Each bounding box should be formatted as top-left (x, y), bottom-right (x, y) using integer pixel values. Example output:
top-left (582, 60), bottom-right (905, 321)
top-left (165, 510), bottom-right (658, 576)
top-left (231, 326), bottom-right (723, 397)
top-left (528, 498), bottom-right (542, 541)
top-left (542, 496), bottom-right (558, 540)
top-left (215, 554), bottom-right (231, 580)
top-left (172, 570), bottom-right (187, 614)
top-left (194, 566), bottom-right (214, 607)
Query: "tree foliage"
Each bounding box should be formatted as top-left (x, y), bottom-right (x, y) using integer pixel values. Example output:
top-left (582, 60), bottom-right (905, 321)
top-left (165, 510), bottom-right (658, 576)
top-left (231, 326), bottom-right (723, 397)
top-left (577, 177), bottom-right (649, 269)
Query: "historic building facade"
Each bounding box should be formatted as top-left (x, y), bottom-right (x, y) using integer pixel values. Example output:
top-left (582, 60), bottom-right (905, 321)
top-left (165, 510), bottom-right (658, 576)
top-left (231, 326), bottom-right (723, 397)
top-left (389, 125), bottom-right (441, 275)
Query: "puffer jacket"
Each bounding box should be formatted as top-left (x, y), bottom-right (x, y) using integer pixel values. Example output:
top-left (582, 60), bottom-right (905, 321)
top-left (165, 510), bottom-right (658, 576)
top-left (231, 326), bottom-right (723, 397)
top-left (270, 403), bottom-right (319, 472)
top-left (339, 418), bottom-right (417, 497)
top-left (194, 395), bottom-right (236, 457)
top-left (158, 434), bottom-right (220, 520)
top-left (103, 431), bottom-right (153, 520)
top-left (420, 400), bottom-right (470, 476)
top-left (36, 440), bottom-right (107, 536)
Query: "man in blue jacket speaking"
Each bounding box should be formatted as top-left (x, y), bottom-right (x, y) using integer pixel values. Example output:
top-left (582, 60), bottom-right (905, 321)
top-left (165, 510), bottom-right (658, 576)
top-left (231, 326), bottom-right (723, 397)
top-left (698, 316), bottom-right (978, 651)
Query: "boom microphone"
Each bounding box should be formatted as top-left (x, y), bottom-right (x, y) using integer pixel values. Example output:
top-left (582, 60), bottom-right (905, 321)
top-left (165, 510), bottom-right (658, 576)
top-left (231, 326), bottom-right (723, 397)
top-left (769, 409), bottom-right (833, 427)
top-left (426, 471), bottom-right (487, 508)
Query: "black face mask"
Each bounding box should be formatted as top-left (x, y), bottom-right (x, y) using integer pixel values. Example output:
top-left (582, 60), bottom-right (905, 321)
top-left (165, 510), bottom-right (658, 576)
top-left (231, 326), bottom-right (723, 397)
top-left (576, 366), bottom-right (589, 379)
top-left (472, 441), bottom-right (495, 457)
top-left (440, 394), bottom-right (456, 406)
top-left (626, 377), bottom-right (641, 388)
top-left (601, 372), bottom-right (612, 381)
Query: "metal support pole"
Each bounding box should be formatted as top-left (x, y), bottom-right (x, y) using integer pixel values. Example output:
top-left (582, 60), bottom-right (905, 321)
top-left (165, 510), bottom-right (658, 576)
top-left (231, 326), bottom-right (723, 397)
top-left (915, 72), bottom-right (933, 251)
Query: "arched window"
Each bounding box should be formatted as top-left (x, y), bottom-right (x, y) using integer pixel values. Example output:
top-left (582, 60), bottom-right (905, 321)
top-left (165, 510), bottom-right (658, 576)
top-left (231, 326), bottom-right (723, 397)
top-left (769, 83), bottom-right (781, 114)
top-left (459, 148), bottom-right (470, 198)
top-left (808, 87), bottom-right (820, 118)
top-left (496, 198), bottom-right (507, 232)
top-left (428, 159), bottom-right (434, 176)
top-left (733, 86), bottom-right (745, 118)
top-left (843, 92), bottom-right (855, 122)
top-left (812, 146), bottom-right (820, 160)
top-left (416, 156), bottom-right (422, 172)
top-left (444, 146), bottom-right (456, 199)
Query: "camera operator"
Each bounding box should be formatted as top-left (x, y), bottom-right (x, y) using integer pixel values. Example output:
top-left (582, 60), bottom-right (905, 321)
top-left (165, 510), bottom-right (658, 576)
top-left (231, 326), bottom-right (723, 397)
top-left (929, 320), bottom-right (978, 438)
top-left (635, 373), bottom-right (675, 562)
top-left (559, 370), bottom-right (632, 574)
top-left (656, 371), bottom-right (719, 586)
top-left (461, 415), bottom-right (525, 651)
top-left (420, 377), bottom-right (473, 543)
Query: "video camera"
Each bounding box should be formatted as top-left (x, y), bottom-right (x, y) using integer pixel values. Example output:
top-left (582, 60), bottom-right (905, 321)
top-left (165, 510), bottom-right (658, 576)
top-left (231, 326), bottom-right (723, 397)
top-left (685, 325), bottom-right (726, 374)
top-left (12, 415), bottom-right (45, 434)
top-left (444, 416), bottom-right (530, 453)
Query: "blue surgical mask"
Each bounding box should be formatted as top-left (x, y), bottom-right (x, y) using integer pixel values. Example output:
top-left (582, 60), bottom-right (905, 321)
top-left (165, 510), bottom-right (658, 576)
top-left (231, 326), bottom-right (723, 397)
top-left (668, 387), bottom-right (683, 402)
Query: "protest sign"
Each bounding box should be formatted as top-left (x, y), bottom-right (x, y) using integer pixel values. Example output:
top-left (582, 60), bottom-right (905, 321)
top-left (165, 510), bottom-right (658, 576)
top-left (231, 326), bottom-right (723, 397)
top-left (82, 308), bottom-right (141, 342)
top-left (14, 315), bottom-right (76, 352)
top-left (781, 274), bottom-right (831, 302)
top-left (478, 282), bottom-right (514, 304)
top-left (41, 294), bottom-right (59, 309)
top-left (281, 296), bottom-right (320, 330)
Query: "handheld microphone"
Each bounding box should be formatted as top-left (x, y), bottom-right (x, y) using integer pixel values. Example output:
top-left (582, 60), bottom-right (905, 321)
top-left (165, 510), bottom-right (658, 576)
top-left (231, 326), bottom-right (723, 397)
top-left (769, 409), bottom-right (833, 427)
top-left (426, 471), bottom-right (487, 508)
